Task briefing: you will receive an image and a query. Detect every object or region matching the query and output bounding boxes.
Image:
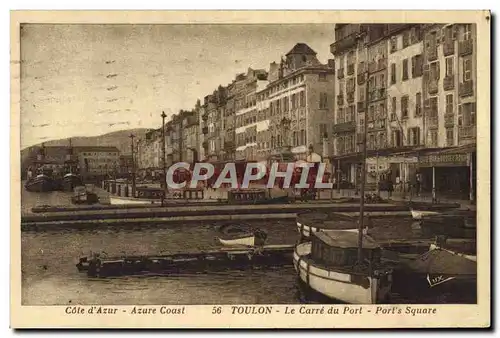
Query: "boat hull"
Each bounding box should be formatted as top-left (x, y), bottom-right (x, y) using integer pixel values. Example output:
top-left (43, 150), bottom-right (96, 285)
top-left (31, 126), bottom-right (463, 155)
top-left (218, 236), bottom-right (255, 247)
top-left (109, 196), bottom-right (161, 205)
top-left (411, 209), bottom-right (439, 220)
top-left (25, 176), bottom-right (54, 192)
top-left (293, 242), bottom-right (392, 304)
top-left (296, 222), bottom-right (366, 239)
top-left (62, 175), bottom-right (82, 192)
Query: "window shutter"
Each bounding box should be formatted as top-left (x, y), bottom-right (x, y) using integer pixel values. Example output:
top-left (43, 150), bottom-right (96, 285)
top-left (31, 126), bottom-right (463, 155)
top-left (436, 61), bottom-right (440, 80)
top-left (471, 102), bottom-right (476, 113)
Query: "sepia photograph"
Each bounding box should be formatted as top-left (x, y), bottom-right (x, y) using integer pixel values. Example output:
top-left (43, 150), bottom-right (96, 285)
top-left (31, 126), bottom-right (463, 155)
top-left (10, 10), bottom-right (490, 328)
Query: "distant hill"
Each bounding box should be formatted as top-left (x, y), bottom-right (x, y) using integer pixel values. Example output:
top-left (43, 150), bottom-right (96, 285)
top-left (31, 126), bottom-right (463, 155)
top-left (20, 128), bottom-right (151, 173)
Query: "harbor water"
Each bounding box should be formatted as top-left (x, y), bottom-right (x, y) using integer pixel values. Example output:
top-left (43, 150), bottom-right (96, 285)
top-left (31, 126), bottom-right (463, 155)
top-left (21, 189), bottom-right (476, 305)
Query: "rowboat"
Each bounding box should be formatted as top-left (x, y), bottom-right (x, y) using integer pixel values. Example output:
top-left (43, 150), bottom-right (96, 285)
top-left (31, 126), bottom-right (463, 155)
top-left (109, 196), bottom-right (161, 205)
top-left (428, 243), bottom-right (477, 262)
top-left (293, 230), bottom-right (393, 304)
top-left (410, 209), bottom-right (439, 220)
top-left (217, 229), bottom-right (268, 247)
top-left (296, 211), bottom-right (370, 239)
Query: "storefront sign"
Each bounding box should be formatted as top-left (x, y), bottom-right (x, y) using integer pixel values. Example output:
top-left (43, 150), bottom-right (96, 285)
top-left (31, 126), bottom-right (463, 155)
top-left (419, 153), bottom-right (469, 167)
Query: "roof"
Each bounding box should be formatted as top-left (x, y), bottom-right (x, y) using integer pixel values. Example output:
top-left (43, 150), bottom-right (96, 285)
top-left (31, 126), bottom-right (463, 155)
top-left (286, 43), bottom-right (317, 56)
top-left (314, 230), bottom-right (380, 249)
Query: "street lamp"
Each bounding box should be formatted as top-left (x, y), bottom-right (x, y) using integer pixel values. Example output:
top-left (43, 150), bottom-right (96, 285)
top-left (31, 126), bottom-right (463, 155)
top-left (161, 111), bottom-right (167, 192)
top-left (129, 133), bottom-right (136, 197)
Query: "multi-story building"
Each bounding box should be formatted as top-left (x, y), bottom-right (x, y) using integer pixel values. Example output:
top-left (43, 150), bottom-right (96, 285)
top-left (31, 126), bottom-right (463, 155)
top-left (75, 146), bottom-right (120, 176)
top-left (181, 110), bottom-right (199, 163)
top-left (331, 23), bottom-right (476, 199)
top-left (118, 154), bottom-right (134, 176)
top-left (137, 129), bottom-right (162, 170)
top-left (234, 68), bottom-right (268, 161)
top-left (257, 43), bottom-right (336, 161)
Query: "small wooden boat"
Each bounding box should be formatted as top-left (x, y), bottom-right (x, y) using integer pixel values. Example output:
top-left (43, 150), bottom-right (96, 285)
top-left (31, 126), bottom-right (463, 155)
top-left (410, 209), bottom-right (439, 220)
top-left (392, 245), bottom-right (477, 302)
top-left (25, 174), bottom-right (54, 192)
top-left (62, 173), bottom-right (82, 192)
top-left (293, 230), bottom-right (393, 304)
top-left (296, 211), bottom-right (369, 239)
top-left (217, 229), bottom-right (268, 247)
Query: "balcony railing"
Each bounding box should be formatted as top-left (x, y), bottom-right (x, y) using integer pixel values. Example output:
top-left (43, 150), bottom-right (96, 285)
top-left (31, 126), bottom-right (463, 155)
top-left (428, 79), bottom-right (439, 94)
top-left (330, 33), bottom-right (359, 55)
top-left (444, 114), bottom-right (454, 127)
top-left (332, 121), bottom-right (356, 134)
top-left (369, 88), bottom-right (386, 102)
top-left (459, 39), bottom-right (474, 56)
top-left (443, 41), bottom-right (455, 56)
top-left (428, 47), bottom-right (438, 61)
top-left (357, 101), bottom-right (365, 112)
top-left (427, 116), bottom-right (439, 128)
top-left (459, 80), bottom-right (474, 97)
top-left (337, 68), bottom-right (345, 79)
top-left (443, 75), bottom-right (455, 91)
top-left (347, 92), bottom-right (355, 103)
top-left (459, 125), bottom-right (476, 139)
top-left (347, 64), bottom-right (355, 75)
top-left (337, 94), bottom-right (344, 106)
top-left (357, 72), bottom-right (366, 85)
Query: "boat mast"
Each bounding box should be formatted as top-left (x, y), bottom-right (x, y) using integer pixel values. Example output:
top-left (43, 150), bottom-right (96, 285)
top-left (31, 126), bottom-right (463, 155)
top-left (357, 41), bottom-right (370, 264)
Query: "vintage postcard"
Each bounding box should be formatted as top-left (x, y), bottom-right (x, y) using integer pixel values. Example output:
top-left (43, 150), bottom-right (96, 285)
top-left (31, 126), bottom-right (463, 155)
top-left (10, 10), bottom-right (490, 328)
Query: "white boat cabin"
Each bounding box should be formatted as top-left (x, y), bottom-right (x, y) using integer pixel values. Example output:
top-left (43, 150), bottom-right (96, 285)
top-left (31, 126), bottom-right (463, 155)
top-left (310, 230), bottom-right (382, 267)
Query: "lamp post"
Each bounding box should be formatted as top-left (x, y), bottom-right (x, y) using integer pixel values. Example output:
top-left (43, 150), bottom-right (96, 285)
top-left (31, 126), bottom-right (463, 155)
top-left (129, 133), bottom-right (136, 198)
top-left (161, 111), bottom-right (167, 192)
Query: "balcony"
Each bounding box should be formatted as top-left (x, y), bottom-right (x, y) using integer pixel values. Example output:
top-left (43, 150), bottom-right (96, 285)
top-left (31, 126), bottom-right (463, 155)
top-left (427, 116), bottom-right (439, 128)
top-left (347, 64), bottom-right (355, 76)
top-left (347, 92), bottom-right (355, 103)
top-left (337, 68), bottom-right (345, 79)
top-left (428, 79), bottom-right (439, 94)
top-left (444, 114), bottom-right (454, 127)
top-left (337, 94), bottom-right (344, 106)
top-left (332, 121), bottom-right (356, 134)
top-left (459, 80), bottom-right (474, 97)
top-left (443, 75), bottom-right (455, 91)
top-left (357, 101), bottom-right (365, 112)
top-left (459, 39), bottom-right (474, 56)
top-left (357, 72), bottom-right (366, 85)
top-left (369, 88), bottom-right (386, 102)
top-left (459, 125), bottom-right (476, 139)
top-left (330, 33), bottom-right (359, 55)
top-left (443, 41), bottom-right (455, 56)
top-left (428, 47), bottom-right (438, 61)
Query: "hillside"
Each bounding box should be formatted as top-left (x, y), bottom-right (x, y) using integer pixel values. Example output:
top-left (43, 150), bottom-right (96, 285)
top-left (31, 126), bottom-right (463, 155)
top-left (20, 128), bottom-right (151, 172)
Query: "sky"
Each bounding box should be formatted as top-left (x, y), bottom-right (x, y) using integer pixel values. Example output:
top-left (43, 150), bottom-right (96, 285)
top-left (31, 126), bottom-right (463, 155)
top-left (19, 24), bottom-right (334, 148)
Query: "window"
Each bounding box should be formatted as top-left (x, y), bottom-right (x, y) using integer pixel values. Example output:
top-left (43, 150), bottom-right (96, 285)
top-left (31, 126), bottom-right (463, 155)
top-left (390, 37), bottom-right (397, 53)
top-left (347, 78), bottom-right (355, 92)
top-left (446, 94), bottom-right (454, 114)
top-left (300, 129), bottom-right (306, 145)
top-left (430, 130), bottom-right (438, 147)
top-left (401, 96), bottom-right (409, 118)
top-left (319, 93), bottom-right (328, 109)
top-left (347, 105), bottom-right (355, 122)
top-left (337, 107), bottom-right (345, 123)
top-left (402, 59), bottom-right (409, 81)
top-left (446, 128), bottom-right (454, 146)
top-left (463, 24), bottom-right (472, 41)
top-left (390, 63), bottom-right (396, 84)
top-left (402, 31), bottom-right (410, 48)
top-left (369, 106), bottom-right (375, 121)
top-left (445, 57), bottom-right (454, 77)
top-left (415, 92), bottom-right (422, 116)
top-left (291, 94), bottom-right (297, 109)
top-left (392, 97), bottom-right (397, 113)
top-left (429, 97), bottom-right (438, 117)
top-left (319, 73), bottom-right (327, 81)
top-left (463, 57), bottom-right (472, 81)
top-left (411, 54), bottom-right (423, 78)
top-left (300, 91), bottom-right (306, 107)
top-left (430, 61), bottom-right (440, 81)
top-left (319, 124), bottom-right (327, 138)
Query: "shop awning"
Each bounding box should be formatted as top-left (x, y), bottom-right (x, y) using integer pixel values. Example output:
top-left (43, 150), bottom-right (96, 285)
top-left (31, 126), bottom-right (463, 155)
top-left (418, 143), bottom-right (476, 168)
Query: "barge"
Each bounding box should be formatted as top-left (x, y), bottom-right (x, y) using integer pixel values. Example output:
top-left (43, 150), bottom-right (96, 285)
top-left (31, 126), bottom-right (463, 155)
top-left (76, 244), bottom-right (294, 278)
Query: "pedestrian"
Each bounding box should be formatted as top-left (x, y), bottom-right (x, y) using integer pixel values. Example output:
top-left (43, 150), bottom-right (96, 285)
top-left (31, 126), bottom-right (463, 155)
top-left (415, 172), bottom-right (421, 197)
